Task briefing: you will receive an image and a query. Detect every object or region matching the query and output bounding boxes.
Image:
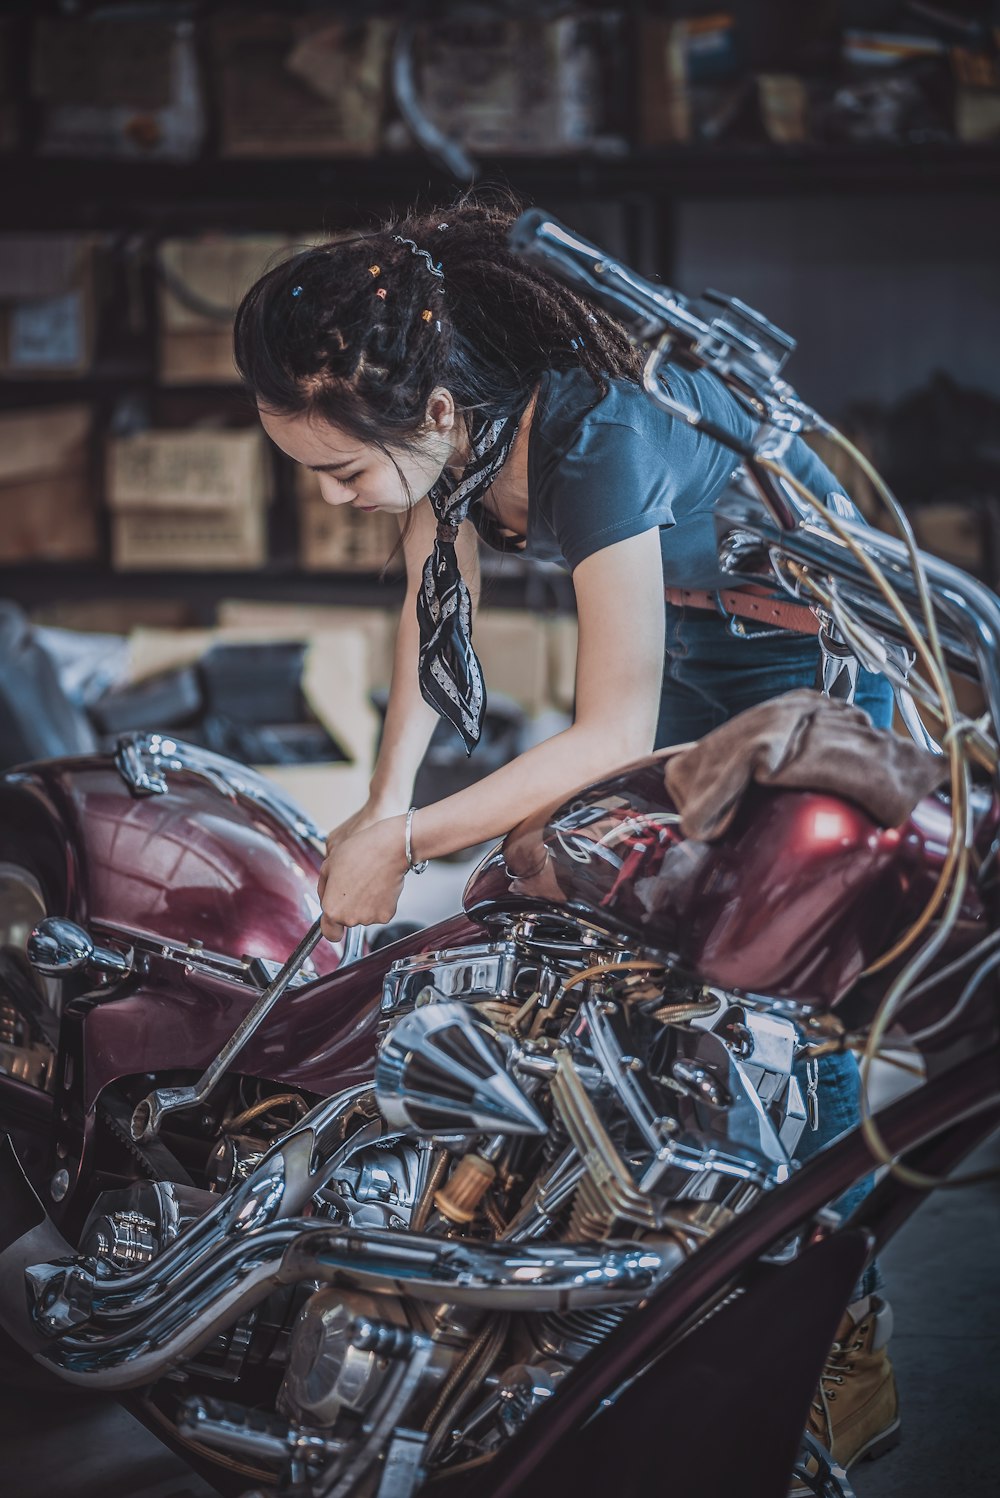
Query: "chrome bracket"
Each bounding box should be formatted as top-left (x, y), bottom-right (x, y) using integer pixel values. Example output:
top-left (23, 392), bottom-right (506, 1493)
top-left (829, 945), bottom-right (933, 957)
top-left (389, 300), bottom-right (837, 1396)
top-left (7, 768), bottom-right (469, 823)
top-left (130, 917), bottom-right (340, 1141)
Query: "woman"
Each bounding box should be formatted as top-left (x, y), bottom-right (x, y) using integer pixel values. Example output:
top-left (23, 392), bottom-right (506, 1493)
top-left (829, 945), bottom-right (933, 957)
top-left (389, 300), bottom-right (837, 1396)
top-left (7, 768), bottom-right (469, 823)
top-left (234, 198), bottom-right (897, 1471)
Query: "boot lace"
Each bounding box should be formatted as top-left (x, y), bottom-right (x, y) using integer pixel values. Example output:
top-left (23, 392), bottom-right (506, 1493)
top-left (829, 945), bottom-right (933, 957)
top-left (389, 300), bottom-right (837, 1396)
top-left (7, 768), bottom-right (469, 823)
top-left (810, 1321), bottom-right (869, 1416)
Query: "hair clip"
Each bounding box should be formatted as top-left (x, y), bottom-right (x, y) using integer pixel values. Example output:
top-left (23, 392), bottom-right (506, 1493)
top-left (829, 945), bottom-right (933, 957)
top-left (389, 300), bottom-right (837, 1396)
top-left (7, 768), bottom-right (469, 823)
top-left (421, 308), bottom-right (433, 322)
top-left (375, 287), bottom-right (388, 300)
top-left (391, 234), bottom-right (444, 279)
top-left (368, 264), bottom-right (381, 277)
top-left (291, 285), bottom-right (303, 298)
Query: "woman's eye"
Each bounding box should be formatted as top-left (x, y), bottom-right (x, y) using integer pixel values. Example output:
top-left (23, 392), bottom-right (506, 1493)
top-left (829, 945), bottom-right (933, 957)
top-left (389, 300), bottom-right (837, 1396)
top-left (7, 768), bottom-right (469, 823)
top-left (337, 471), bottom-right (361, 485)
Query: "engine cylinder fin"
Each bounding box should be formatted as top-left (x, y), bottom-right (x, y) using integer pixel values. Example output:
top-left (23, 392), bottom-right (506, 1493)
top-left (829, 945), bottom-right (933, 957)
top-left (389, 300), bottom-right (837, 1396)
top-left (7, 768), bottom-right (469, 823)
top-left (535, 1303), bottom-right (630, 1357)
top-left (550, 1054), bottom-right (660, 1236)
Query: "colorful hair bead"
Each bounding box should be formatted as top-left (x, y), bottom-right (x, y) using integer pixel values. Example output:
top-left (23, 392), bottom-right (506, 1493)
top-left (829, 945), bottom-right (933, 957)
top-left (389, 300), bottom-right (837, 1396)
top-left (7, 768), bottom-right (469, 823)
top-left (375, 287), bottom-right (388, 300)
top-left (421, 308), bottom-right (433, 322)
top-left (291, 285), bottom-right (303, 298)
top-left (368, 264), bottom-right (381, 277)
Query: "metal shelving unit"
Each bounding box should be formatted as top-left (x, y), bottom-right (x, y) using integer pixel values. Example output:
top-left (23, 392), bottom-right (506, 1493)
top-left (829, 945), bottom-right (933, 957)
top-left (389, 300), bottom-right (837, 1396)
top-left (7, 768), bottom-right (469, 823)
top-left (3, 140), bottom-right (998, 614)
top-left (2, 143), bottom-right (999, 231)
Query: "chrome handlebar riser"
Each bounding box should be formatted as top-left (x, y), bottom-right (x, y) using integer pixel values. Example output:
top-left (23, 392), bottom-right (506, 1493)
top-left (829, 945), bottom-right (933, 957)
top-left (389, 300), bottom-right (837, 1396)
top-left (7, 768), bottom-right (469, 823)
top-left (27, 918), bottom-right (132, 982)
top-left (130, 917), bottom-right (327, 1141)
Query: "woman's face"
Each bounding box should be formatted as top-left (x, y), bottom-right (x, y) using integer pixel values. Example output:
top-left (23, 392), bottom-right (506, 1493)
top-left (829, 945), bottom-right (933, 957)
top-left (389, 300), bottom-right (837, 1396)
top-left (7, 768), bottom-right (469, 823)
top-left (258, 396), bottom-right (462, 516)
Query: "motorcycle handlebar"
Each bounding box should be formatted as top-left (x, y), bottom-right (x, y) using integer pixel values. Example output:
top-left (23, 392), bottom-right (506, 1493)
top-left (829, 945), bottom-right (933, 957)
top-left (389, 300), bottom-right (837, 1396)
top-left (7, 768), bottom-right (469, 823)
top-left (508, 209), bottom-right (801, 414)
top-left (716, 488), bottom-right (1000, 735)
top-left (511, 210), bottom-right (1000, 748)
top-left (508, 209), bottom-right (688, 344)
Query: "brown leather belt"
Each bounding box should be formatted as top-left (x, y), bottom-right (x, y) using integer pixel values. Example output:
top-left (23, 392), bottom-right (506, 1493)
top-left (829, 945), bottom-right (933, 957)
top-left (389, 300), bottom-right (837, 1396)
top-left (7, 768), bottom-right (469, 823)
top-left (665, 584), bottom-right (821, 636)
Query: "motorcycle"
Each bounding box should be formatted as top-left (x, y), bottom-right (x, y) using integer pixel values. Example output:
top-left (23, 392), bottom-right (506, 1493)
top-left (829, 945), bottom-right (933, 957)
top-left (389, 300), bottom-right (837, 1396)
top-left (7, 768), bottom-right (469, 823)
top-left (0, 215), bottom-right (998, 1498)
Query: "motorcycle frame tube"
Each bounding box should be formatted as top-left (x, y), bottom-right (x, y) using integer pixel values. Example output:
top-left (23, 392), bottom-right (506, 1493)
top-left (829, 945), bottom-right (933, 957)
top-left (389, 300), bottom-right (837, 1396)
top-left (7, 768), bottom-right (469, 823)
top-left (53, 914), bottom-right (478, 1117)
top-left (14, 1045), bottom-right (999, 1397)
top-left (472, 1043), bottom-right (1000, 1498)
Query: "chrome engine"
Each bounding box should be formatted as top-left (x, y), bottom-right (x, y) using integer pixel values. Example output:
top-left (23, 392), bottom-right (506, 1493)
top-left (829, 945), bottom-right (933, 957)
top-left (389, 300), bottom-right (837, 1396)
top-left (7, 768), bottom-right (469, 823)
top-left (14, 920), bottom-right (814, 1498)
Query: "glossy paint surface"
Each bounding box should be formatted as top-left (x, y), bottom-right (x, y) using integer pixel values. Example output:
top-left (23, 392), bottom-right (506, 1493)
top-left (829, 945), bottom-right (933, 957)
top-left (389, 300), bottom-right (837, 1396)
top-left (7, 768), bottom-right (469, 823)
top-left (0, 755), bottom-right (482, 1107)
top-left (465, 758), bottom-right (984, 1008)
top-left (3, 755), bottom-right (339, 972)
top-left (77, 914), bottom-right (479, 1110)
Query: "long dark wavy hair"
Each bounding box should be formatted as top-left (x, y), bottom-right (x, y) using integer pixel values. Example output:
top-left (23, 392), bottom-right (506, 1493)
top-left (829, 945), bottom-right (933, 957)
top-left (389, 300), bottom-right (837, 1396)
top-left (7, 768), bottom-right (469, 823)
top-left (233, 195), bottom-right (643, 448)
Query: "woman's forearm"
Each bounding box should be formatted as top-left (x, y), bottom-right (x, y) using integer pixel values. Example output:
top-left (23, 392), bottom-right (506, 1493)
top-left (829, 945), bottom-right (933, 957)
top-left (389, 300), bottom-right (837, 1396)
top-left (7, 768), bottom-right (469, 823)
top-left (407, 717), bottom-right (653, 864)
top-left (369, 510), bottom-right (482, 815)
top-left (368, 594), bottom-right (440, 812)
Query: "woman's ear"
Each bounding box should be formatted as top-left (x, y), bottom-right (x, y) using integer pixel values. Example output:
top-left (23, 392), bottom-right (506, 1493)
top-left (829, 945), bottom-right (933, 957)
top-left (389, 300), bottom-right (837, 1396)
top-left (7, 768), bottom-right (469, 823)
top-left (424, 386), bottom-right (457, 435)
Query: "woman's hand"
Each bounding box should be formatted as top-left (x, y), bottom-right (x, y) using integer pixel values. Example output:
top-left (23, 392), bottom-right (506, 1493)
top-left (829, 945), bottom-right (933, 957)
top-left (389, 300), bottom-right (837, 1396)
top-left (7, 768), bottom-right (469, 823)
top-left (324, 795), bottom-right (405, 858)
top-left (317, 814), bottom-right (409, 941)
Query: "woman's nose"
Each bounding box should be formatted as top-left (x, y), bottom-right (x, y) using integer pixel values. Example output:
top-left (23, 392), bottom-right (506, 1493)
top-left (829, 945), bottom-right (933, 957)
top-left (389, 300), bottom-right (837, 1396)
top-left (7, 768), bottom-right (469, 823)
top-left (317, 476), bottom-right (353, 506)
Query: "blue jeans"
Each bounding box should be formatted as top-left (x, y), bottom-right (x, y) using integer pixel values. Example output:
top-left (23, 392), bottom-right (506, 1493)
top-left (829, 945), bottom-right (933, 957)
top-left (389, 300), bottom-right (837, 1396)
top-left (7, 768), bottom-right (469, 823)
top-left (657, 604), bottom-right (893, 1295)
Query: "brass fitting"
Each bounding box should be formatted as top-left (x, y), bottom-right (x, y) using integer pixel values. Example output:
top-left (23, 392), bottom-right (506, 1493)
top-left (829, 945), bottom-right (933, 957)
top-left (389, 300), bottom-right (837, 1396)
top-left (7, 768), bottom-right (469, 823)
top-left (434, 1154), bottom-right (496, 1224)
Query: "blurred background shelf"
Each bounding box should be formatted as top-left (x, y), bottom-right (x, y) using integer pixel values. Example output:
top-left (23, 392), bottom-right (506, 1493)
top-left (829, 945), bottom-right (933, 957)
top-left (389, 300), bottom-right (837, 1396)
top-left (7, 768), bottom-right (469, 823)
top-left (1, 0), bottom-right (998, 626)
top-left (1, 562), bottom-right (564, 616)
top-left (2, 143), bottom-right (999, 230)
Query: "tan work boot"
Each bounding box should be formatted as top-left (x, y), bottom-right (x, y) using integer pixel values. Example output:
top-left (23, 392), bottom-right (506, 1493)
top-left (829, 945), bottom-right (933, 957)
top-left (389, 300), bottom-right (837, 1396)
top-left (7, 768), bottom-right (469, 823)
top-left (807, 1295), bottom-right (901, 1470)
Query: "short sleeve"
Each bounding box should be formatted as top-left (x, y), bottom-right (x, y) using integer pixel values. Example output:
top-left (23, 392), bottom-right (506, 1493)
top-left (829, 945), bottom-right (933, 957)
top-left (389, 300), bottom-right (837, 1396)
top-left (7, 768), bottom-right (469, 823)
top-left (535, 418), bottom-right (675, 573)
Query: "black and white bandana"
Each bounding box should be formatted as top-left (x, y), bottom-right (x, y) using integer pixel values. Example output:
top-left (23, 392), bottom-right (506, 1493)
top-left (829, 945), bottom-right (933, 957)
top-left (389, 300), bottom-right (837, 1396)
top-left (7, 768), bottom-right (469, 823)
top-left (416, 407), bottom-right (526, 753)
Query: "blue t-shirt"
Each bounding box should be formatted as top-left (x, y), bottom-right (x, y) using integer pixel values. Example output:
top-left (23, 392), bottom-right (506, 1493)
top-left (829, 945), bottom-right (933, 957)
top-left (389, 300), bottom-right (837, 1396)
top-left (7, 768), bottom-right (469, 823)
top-left (514, 364), bottom-right (843, 589)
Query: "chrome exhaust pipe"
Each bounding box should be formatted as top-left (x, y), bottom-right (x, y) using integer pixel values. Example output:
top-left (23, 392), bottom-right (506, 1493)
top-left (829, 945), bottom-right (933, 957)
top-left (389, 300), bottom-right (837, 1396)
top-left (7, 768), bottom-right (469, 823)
top-left (0, 1085), bottom-right (371, 1368)
top-left (40, 1084), bottom-right (375, 1331)
top-left (2, 1092), bottom-right (683, 1393)
top-left (34, 1221), bottom-right (678, 1389)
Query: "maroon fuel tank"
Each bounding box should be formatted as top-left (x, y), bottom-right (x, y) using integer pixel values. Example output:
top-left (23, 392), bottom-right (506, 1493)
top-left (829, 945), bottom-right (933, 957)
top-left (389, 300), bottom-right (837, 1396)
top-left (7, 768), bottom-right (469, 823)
top-left (0, 749), bottom-right (340, 973)
top-left (463, 757), bottom-right (985, 1009)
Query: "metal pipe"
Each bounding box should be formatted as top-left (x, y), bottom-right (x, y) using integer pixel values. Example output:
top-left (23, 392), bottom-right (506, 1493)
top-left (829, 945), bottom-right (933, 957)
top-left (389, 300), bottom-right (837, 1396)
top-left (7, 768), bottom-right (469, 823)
top-left (51, 1085), bottom-right (373, 1327)
top-left (130, 917), bottom-right (326, 1140)
top-left (28, 1223), bottom-right (678, 1390)
top-left (717, 495), bottom-right (1000, 728)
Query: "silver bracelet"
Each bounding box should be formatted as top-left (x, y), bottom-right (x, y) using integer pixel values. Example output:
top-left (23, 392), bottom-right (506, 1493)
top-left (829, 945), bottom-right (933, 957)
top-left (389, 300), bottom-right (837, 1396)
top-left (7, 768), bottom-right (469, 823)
top-left (405, 806), bottom-right (428, 874)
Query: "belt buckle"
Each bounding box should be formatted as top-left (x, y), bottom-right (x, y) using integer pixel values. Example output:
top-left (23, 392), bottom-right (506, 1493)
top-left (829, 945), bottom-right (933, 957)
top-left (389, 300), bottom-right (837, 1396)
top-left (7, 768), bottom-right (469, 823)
top-left (713, 590), bottom-right (777, 641)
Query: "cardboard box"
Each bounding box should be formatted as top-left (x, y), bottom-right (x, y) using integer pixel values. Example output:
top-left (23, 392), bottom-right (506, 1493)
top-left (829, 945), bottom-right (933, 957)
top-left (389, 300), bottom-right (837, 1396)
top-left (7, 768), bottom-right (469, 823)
top-left (757, 74), bottom-right (810, 145)
top-left (473, 610), bottom-right (551, 716)
top-left (31, 16), bottom-right (205, 161)
top-left (214, 15), bottom-right (390, 157)
top-left (219, 600), bottom-right (574, 717)
top-left (218, 599), bottom-right (397, 690)
top-left (125, 623), bottom-right (379, 830)
top-left (110, 505), bottom-right (267, 571)
top-left (297, 468), bottom-right (401, 573)
top-left (30, 600), bottom-right (196, 633)
top-left (955, 86), bottom-right (1000, 142)
top-left (414, 17), bottom-right (599, 153)
top-left (157, 235), bottom-right (289, 384)
top-left (639, 14), bottom-right (740, 147)
top-left (108, 428), bottom-right (268, 511)
top-left (266, 626), bottom-right (379, 828)
top-left (107, 427), bottom-right (271, 570)
top-left (0, 235), bottom-right (98, 376)
top-left (547, 615), bottom-right (579, 714)
top-left (0, 405), bottom-right (98, 563)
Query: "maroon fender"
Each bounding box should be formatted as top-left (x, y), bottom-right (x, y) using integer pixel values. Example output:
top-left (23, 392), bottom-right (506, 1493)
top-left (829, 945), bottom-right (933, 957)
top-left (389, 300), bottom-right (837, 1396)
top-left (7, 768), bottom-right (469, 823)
top-left (0, 753), bottom-right (341, 973)
top-left (0, 752), bottom-right (483, 1110)
top-left (465, 758), bottom-right (987, 1009)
